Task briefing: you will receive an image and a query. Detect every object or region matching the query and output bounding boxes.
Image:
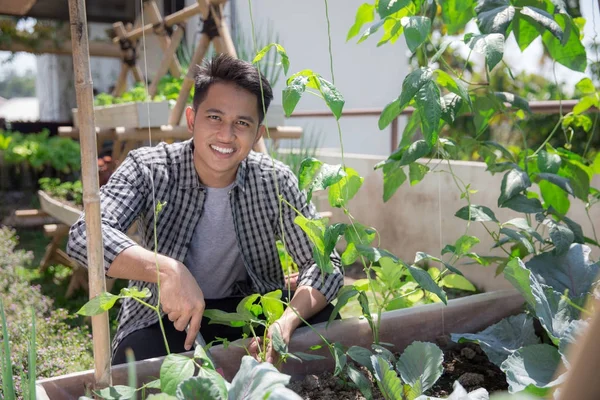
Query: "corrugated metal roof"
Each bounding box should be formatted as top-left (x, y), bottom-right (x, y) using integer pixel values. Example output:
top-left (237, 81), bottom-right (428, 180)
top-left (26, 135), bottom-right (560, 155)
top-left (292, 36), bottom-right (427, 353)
top-left (0, 97), bottom-right (39, 121)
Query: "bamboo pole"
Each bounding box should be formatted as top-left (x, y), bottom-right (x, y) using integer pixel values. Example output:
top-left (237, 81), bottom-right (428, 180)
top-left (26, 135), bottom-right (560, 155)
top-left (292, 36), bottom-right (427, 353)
top-left (0, 40), bottom-right (121, 58)
top-left (145, 0), bottom-right (182, 77)
top-left (149, 26), bottom-right (185, 96)
top-left (67, 0), bottom-right (112, 389)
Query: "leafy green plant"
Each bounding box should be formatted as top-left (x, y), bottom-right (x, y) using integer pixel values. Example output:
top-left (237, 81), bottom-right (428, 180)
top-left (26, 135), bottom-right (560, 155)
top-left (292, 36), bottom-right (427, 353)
top-left (39, 177), bottom-right (83, 205)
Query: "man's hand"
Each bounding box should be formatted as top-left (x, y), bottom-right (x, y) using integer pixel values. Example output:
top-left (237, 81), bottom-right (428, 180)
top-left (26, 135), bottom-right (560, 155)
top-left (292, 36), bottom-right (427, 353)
top-left (248, 319), bottom-right (293, 365)
top-left (159, 260), bottom-right (206, 351)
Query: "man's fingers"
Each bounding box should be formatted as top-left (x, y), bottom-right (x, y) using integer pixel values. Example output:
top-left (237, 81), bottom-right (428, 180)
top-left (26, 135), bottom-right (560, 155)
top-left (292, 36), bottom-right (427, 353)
top-left (184, 314), bottom-right (202, 351)
top-left (168, 311), bottom-right (181, 322)
top-left (173, 314), bottom-right (191, 331)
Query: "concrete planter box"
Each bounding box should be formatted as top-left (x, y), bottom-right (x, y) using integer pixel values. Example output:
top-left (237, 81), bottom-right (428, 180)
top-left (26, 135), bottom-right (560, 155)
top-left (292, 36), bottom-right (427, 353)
top-left (36, 290), bottom-right (523, 399)
top-left (73, 101), bottom-right (170, 129)
top-left (38, 190), bottom-right (81, 226)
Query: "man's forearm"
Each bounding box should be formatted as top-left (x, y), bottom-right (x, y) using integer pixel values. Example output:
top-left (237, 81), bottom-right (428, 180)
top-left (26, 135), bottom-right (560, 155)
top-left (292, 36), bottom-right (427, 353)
top-left (107, 245), bottom-right (177, 283)
top-left (278, 285), bottom-right (328, 332)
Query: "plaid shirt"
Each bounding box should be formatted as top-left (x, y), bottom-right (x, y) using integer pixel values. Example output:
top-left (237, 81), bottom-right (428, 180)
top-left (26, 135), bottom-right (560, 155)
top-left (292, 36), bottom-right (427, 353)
top-left (67, 139), bottom-right (343, 353)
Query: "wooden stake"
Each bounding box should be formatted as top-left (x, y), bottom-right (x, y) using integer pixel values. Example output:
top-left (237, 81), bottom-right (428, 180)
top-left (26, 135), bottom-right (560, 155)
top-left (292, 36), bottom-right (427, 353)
top-left (149, 25), bottom-right (185, 97)
top-left (145, 0), bottom-right (182, 78)
top-left (67, 0), bottom-right (112, 389)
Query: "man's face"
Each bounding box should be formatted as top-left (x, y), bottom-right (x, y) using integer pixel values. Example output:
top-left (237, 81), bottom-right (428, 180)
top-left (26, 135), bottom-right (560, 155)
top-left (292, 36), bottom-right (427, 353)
top-left (185, 82), bottom-right (264, 187)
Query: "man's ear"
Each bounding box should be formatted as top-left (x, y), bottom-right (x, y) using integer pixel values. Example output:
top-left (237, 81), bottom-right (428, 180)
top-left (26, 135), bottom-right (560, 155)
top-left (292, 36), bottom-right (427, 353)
top-left (255, 124), bottom-right (265, 144)
top-left (185, 106), bottom-right (195, 132)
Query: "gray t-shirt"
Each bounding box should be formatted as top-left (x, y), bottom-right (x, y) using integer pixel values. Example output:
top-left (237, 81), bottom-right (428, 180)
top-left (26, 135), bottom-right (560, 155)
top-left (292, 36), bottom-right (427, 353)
top-left (183, 183), bottom-right (248, 299)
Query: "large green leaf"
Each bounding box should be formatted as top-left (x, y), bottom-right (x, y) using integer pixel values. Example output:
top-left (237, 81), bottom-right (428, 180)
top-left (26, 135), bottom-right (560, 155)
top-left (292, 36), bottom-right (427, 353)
top-left (501, 344), bottom-right (566, 395)
top-left (227, 356), bottom-right (299, 399)
top-left (328, 166), bottom-right (364, 208)
top-left (282, 75), bottom-right (308, 117)
top-left (455, 205), bottom-right (498, 222)
top-left (160, 354), bottom-right (195, 396)
top-left (415, 81), bottom-right (442, 146)
top-left (95, 386), bottom-right (137, 400)
top-left (396, 341), bottom-right (443, 393)
top-left (520, 6), bottom-right (562, 41)
top-left (526, 243), bottom-right (599, 297)
top-left (371, 356), bottom-right (403, 400)
top-left (378, 0), bottom-right (411, 18)
top-left (358, 19), bottom-right (387, 44)
top-left (542, 14), bottom-right (587, 72)
top-left (451, 314), bottom-right (540, 367)
top-left (498, 169), bottom-right (531, 206)
top-left (316, 76), bottom-right (345, 120)
top-left (439, 274), bottom-right (476, 291)
top-left (382, 161), bottom-right (407, 202)
top-left (347, 3), bottom-right (375, 41)
top-left (408, 163), bottom-right (429, 186)
top-left (454, 235), bottom-right (480, 256)
top-left (572, 95), bottom-right (598, 115)
top-left (333, 342), bottom-right (347, 377)
top-left (502, 195), bottom-right (544, 214)
top-left (503, 218), bottom-right (544, 243)
top-left (327, 286), bottom-right (359, 326)
top-left (558, 319), bottom-right (588, 367)
top-left (499, 228), bottom-right (535, 254)
top-left (441, 0), bottom-right (475, 34)
top-left (342, 223), bottom-right (377, 265)
top-left (537, 150), bottom-right (561, 174)
top-left (467, 33), bottom-right (505, 71)
top-left (203, 309), bottom-right (249, 327)
top-left (513, 11), bottom-right (541, 51)
top-left (504, 258), bottom-right (535, 307)
top-left (261, 290), bottom-right (284, 324)
top-left (379, 67), bottom-right (433, 129)
top-left (435, 70), bottom-right (471, 106)
top-left (407, 265), bottom-right (447, 304)
top-left (414, 382), bottom-right (489, 399)
top-left (298, 159), bottom-right (345, 202)
top-left (348, 346), bottom-right (374, 371)
top-left (440, 93), bottom-right (464, 124)
top-left (401, 16), bottom-right (431, 52)
top-left (77, 292), bottom-right (120, 316)
top-left (346, 364), bottom-right (373, 400)
top-left (536, 173), bottom-right (574, 196)
top-left (473, 93), bottom-right (499, 134)
top-left (475, 0), bottom-right (515, 35)
top-left (559, 161), bottom-right (590, 201)
top-left (390, 140), bottom-right (431, 166)
top-left (495, 92), bottom-right (531, 113)
top-left (176, 373), bottom-right (228, 400)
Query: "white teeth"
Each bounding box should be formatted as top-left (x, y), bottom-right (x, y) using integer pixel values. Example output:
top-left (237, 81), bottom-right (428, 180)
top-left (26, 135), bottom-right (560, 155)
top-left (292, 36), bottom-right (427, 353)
top-left (211, 145), bottom-right (234, 154)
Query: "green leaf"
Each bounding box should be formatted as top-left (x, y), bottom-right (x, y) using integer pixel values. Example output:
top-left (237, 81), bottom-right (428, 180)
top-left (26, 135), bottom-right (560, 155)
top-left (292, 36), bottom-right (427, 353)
top-left (298, 159), bottom-right (345, 202)
top-left (537, 150), bottom-right (561, 174)
top-left (473, 94), bottom-right (498, 134)
top-left (347, 346), bottom-right (374, 371)
top-left (559, 161), bottom-right (590, 201)
top-left (294, 352), bottom-right (326, 361)
top-left (401, 16), bottom-right (431, 52)
top-left (261, 290), bottom-right (284, 324)
top-left (440, 93), bottom-right (462, 125)
top-left (439, 274), bottom-right (476, 291)
top-left (228, 356), bottom-right (298, 399)
top-left (282, 75), bottom-right (308, 117)
top-left (562, 113), bottom-right (593, 132)
top-left (435, 70), bottom-right (471, 106)
top-left (502, 194), bottom-right (544, 214)
top-left (329, 167), bottom-right (364, 208)
top-left (396, 341), bottom-right (443, 393)
top-left (193, 345), bottom-right (216, 370)
top-left (452, 313), bottom-right (540, 368)
top-left (455, 205), bottom-right (498, 222)
top-left (378, 0), bottom-right (411, 18)
top-left (160, 354), bottom-right (195, 396)
top-left (513, 11), bottom-right (542, 51)
top-left (498, 169), bottom-right (531, 206)
top-left (77, 292), bottom-right (120, 316)
top-left (454, 235), bottom-right (480, 256)
top-left (415, 81), bottom-right (442, 146)
top-left (119, 286), bottom-right (151, 299)
top-left (441, 0), bottom-right (475, 34)
top-left (346, 364), bottom-right (373, 400)
top-left (501, 344), bottom-right (565, 396)
top-left (431, 41), bottom-right (452, 64)
top-left (475, 0), bottom-right (515, 35)
top-left (407, 265), bottom-right (447, 304)
top-left (327, 286), bottom-right (359, 327)
top-left (526, 243), bottom-right (599, 297)
top-left (537, 173), bottom-right (574, 196)
top-left (203, 309), bottom-right (248, 327)
top-left (504, 258), bottom-right (535, 308)
top-left (575, 77), bottom-right (596, 94)
top-left (316, 76), bottom-right (345, 119)
top-left (382, 161), bottom-right (407, 202)
top-left (298, 158), bottom-right (323, 191)
top-left (236, 293), bottom-right (261, 319)
top-left (520, 6), bottom-right (562, 41)
top-left (358, 291), bottom-right (375, 334)
top-left (356, 245), bottom-right (399, 263)
top-left (572, 95), bottom-right (598, 115)
top-left (558, 319), bottom-right (588, 367)
top-left (414, 252), bottom-right (464, 276)
top-left (253, 43), bottom-right (290, 75)
top-left (503, 218), bottom-right (544, 243)
top-left (95, 386), bottom-right (137, 400)
top-left (347, 3), bottom-right (375, 41)
top-left (499, 228), bottom-right (535, 254)
top-left (146, 394), bottom-right (177, 400)
top-left (342, 223), bottom-right (377, 265)
top-left (495, 92), bottom-right (531, 113)
top-left (371, 356), bottom-right (403, 400)
top-left (467, 33), bottom-right (505, 71)
top-left (392, 140), bottom-right (431, 166)
top-left (379, 67), bottom-right (433, 129)
top-left (358, 19), bottom-right (387, 43)
top-left (378, 18), bottom-right (405, 46)
top-left (408, 163), bottom-right (429, 186)
top-left (333, 342), bottom-right (347, 377)
top-left (483, 140), bottom-right (515, 162)
top-left (542, 14), bottom-right (587, 72)
top-left (176, 373), bottom-right (228, 400)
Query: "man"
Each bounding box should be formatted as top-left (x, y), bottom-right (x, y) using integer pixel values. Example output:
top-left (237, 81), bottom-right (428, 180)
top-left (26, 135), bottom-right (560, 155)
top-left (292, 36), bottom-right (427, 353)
top-left (67, 54), bottom-right (343, 365)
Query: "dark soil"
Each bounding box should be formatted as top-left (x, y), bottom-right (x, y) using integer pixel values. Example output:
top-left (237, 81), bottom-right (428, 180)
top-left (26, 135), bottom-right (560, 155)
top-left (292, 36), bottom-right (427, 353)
top-left (288, 339), bottom-right (507, 399)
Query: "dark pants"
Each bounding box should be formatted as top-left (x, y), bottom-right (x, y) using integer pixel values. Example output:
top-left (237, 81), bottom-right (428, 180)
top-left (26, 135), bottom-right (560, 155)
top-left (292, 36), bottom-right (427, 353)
top-left (112, 293), bottom-right (337, 365)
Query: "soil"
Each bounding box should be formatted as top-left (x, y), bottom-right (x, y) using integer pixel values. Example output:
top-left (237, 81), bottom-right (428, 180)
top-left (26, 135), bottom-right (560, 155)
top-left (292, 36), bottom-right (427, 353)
top-left (288, 339), bottom-right (507, 399)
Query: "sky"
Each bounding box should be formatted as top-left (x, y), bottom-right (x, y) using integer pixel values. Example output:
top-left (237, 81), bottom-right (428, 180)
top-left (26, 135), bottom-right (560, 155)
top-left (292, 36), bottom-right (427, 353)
top-left (1, 1), bottom-right (599, 85)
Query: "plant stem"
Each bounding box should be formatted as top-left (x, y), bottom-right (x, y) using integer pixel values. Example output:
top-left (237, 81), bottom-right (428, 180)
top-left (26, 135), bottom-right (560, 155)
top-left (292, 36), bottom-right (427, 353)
top-left (586, 207), bottom-right (599, 245)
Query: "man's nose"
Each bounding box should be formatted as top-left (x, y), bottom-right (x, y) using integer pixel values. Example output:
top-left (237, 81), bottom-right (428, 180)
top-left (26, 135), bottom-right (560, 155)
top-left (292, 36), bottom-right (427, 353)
top-left (216, 123), bottom-right (235, 142)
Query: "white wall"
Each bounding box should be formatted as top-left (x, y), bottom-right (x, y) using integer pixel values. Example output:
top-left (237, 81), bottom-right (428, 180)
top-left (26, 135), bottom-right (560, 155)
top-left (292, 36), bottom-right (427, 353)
top-left (233, 0), bottom-right (410, 156)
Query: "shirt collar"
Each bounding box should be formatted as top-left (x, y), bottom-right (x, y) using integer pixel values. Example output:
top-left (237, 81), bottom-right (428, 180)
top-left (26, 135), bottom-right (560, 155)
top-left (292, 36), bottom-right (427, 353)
top-left (177, 139), bottom-right (247, 192)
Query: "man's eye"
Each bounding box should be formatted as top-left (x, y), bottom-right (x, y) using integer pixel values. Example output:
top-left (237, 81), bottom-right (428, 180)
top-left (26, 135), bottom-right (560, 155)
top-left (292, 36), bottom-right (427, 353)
top-left (208, 115), bottom-right (220, 121)
top-left (237, 121), bottom-right (250, 127)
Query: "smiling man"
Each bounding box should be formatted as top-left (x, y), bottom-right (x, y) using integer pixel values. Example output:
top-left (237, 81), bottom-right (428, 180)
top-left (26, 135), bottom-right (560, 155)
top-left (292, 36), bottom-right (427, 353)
top-left (67, 54), bottom-right (343, 365)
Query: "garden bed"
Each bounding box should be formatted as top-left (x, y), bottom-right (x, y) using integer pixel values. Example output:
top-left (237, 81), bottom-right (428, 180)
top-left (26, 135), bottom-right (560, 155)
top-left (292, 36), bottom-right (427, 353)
top-left (36, 289), bottom-right (523, 399)
top-left (38, 189), bottom-right (81, 226)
